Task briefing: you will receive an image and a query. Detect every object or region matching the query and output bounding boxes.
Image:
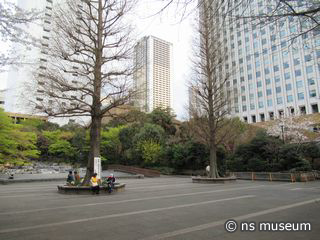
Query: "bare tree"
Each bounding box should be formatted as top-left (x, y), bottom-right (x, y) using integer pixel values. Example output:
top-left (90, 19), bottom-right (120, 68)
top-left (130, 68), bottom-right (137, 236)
top-left (189, 0), bottom-right (233, 178)
top-left (159, 0), bottom-right (320, 38)
top-left (238, 1), bottom-right (320, 37)
top-left (0, 1), bottom-right (40, 68)
top-left (29, 0), bottom-right (136, 183)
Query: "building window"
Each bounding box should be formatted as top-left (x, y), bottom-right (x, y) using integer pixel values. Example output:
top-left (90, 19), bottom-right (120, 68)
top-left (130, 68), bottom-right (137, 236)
top-left (266, 78), bottom-right (271, 85)
top-left (275, 76), bottom-right (280, 83)
top-left (256, 71), bottom-right (261, 78)
top-left (250, 104), bottom-right (255, 110)
top-left (296, 80), bottom-right (303, 88)
top-left (294, 58), bottom-right (300, 66)
top-left (257, 81), bottom-right (262, 87)
top-left (286, 83), bottom-right (292, 91)
top-left (258, 91), bottom-right (263, 98)
top-left (287, 95), bottom-right (293, 102)
top-left (310, 89), bottom-right (317, 98)
top-left (276, 86), bottom-right (281, 93)
top-left (264, 68), bottom-right (270, 74)
top-left (283, 62), bottom-right (289, 69)
top-left (258, 101), bottom-right (264, 108)
top-left (266, 89), bottom-right (272, 96)
top-left (267, 99), bottom-right (272, 107)
top-left (295, 69), bottom-right (301, 77)
top-left (290, 25), bottom-right (297, 33)
top-left (306, 66), bottom-right (313, 74)
top-left (284, 72), bottom-right (290, 80)
top-left (243, 105), bottom-right (247, 112)
top-left (277, 97), bottom-right (283, 104)
top-left (298, 92), bottom-right (304, 100)
top-left (263, 48), bottom-right (268, 55)
top-left (305, 55), bottom-right (312, 62)
top-left (308, 78), bottom-right (315, 85)
top-left (282, 50), bottom-right (289, 58)
top-left (280, 30), bottom-right (286, 37)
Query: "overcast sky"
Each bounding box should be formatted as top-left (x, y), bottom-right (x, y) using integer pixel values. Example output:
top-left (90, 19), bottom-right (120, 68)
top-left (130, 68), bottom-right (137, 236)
top-left (0, 0), bottom-right (197, 120)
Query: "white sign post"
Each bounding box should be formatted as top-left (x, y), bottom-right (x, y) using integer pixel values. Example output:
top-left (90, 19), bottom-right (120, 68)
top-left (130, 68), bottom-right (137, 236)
top-left (94, 157), bottom-right (101, 179)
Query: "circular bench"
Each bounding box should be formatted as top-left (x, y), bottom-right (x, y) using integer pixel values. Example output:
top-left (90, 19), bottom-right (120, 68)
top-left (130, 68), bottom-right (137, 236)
top-left (192, 176), bottom-right (237, 184)
top-left (57, 183), bottom-right (126, 194)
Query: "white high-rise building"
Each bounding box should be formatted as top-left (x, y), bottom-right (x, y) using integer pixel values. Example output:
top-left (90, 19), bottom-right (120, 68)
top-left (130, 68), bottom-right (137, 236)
top-left (4, 0), bottom-right (86, 125)
top-left (200, 0), bottom-right (320, 123)
top-left (133, 36), bottom-right (172, 113)
top-left (4, 0), bottom-right (56, 115)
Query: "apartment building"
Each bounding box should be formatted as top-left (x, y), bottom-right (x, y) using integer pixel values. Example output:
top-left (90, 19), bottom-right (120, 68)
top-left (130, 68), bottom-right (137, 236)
top-left (133, 36), bottom-right (172, 113)
top-left (4, 0), bottom-right (56, 115)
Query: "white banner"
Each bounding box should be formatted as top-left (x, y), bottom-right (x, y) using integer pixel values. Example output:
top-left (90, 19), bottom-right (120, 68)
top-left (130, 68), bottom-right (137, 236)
top-left (94, 157), bottom-right (101, 179)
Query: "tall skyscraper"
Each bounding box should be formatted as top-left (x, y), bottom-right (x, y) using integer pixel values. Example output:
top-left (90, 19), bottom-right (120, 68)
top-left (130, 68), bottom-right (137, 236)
top-left (4, 0), bottom-right (82, 125)
top-left (198, 0), bottom-right (320, 123)
top-left (133, 36), bottom-right (172, 113)
top-left (4, 0), bottom-right (56, 115)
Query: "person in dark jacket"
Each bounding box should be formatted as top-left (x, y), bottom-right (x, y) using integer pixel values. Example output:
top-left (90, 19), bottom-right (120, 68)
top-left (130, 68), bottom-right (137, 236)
top-left (66, 171), bottom-right (74, 185)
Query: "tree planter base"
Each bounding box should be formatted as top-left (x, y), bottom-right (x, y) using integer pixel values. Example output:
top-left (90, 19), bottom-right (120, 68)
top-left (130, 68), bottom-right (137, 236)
top-left (57, 183), bottom-right (125, 194)
top-left (192, 176), bottom-right (237, 184)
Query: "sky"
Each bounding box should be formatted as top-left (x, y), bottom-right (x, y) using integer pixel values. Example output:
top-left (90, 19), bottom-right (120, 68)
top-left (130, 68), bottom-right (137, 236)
top-left (0, 0), bottom-right (197, 120)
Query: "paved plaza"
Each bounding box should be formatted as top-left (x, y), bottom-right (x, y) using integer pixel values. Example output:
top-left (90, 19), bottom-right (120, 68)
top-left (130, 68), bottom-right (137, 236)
top-left (0, 177), bottom-right (319, 240)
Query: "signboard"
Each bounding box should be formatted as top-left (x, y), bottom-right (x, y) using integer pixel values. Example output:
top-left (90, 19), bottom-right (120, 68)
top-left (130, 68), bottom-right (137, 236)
top-left (94, 157), bottom-right (101, 179)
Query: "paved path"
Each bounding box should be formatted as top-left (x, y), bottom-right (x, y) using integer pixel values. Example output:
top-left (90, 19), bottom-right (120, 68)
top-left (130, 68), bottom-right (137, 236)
top-left (0, 178), bottom-right (319, 240)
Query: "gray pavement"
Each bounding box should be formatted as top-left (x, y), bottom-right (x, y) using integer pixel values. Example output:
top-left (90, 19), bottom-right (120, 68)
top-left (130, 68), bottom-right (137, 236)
top-left (0, 177), bottom-right (319, 240)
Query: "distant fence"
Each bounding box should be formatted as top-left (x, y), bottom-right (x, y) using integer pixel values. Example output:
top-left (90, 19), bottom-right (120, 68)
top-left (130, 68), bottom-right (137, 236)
top-left (107, 165), bottom-right (160, 177)
top-left (230, 171), bottom-right (319, 182)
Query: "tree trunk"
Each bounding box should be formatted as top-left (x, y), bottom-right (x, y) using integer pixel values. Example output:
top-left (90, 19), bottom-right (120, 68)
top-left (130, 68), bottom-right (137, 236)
top-left (82, 0), bottom-right (103, 185)
top-left (82, 115), bottom-right (102, 185)
top-left (209, 143), bottom-right (219, 178)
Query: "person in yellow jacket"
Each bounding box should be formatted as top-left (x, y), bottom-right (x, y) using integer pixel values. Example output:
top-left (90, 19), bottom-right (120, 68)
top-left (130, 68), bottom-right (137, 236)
top-left (90, 173), bottom-right (100, 194)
